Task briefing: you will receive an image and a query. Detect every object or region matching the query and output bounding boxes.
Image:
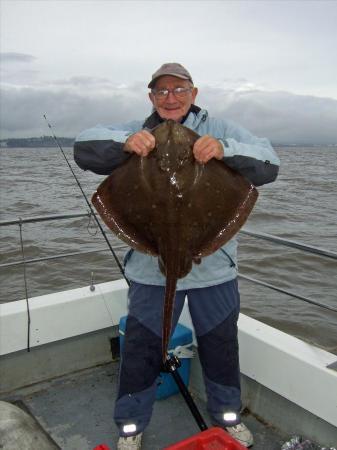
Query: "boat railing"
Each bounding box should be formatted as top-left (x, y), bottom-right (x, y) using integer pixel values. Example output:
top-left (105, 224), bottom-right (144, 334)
top-left (0, 211), bottom-right (336, 314)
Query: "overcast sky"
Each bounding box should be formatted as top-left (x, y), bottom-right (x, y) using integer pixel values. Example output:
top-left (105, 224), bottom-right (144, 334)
top-left (1, 0), bottom-right (337, 144)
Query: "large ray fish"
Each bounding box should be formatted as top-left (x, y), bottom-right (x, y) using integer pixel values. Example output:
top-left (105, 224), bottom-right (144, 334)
top-left (92, 120), bottom-right (258, 361)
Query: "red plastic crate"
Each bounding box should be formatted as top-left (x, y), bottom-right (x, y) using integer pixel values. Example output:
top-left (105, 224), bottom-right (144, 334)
top-left (164, 427), bottom-right (246, 450)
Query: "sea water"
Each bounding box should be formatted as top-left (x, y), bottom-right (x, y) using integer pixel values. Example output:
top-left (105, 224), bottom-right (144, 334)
top-left (0, 146), bottom-right (336, 353)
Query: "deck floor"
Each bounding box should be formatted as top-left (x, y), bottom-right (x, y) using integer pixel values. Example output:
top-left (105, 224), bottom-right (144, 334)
top-left (4, 362), bottom-right (288, 449)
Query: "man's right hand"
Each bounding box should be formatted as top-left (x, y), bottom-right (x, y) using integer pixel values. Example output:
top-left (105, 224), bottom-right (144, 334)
top-left (123, 130), bottom-right (156, 156)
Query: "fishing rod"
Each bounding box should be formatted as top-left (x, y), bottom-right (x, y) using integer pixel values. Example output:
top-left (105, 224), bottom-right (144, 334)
top-left (43, 114), bottom-right (129, 284)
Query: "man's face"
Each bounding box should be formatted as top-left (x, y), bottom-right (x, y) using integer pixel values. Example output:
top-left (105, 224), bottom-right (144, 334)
top-left (149, 75), bottom-right (198, 122)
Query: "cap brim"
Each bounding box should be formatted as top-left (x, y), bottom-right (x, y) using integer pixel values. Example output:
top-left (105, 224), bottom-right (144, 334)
top-left (148, 73), bottom-right (191, 89)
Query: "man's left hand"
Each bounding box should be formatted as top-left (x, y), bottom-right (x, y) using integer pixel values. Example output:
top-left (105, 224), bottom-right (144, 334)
top-left (193, 135), bottom-right (224, 164)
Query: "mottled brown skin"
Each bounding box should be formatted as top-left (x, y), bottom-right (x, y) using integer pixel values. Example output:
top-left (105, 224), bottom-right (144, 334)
top-left (92, 120), bottom-right (258, 361)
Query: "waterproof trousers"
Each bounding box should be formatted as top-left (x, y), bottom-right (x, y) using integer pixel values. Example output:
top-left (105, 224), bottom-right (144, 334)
top-left (114, 278), bottom-right (241, 436)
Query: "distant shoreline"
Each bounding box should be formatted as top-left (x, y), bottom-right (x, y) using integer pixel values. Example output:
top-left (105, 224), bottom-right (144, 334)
top-left (0, 136), bottom-right (74, 148)
top-left (0, 136), bottom-right (336, 148)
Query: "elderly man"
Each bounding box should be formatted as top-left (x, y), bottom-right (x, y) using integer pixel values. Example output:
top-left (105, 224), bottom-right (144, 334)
top-left (74, 63), bottom-right (280, 449)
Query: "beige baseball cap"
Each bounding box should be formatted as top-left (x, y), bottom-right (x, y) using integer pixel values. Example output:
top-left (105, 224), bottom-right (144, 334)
top-left (148, 63), bottom-right (193, 89)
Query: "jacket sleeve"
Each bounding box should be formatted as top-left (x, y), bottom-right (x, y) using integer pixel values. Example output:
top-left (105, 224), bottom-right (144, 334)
top-left (73, 121), bottom-right (142, 175)
top-left (219, 120), bottom-right (280, 186)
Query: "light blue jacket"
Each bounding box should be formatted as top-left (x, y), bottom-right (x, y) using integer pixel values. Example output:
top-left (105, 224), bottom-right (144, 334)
top-left (74, 107), bottom-right (280, 289)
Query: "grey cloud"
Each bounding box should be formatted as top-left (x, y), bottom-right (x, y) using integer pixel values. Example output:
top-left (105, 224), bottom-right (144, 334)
top-left (52, 76), bottom-right (113, 87)
top-left (0, 84), bottom-right (149, 138)
top-left (1, 83), bottom-right (337, 145)
top-left (0, 52), bottom-right (37, 63)
top-left (1, 69), bottom-right (40, 85)
top-left (0, 52), bottom-right (39, 85)
top-left (199, 87), bottom-right (337, 145)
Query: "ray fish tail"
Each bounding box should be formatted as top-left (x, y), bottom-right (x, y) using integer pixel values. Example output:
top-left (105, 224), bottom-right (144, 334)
top-left (162, 268), bottom-right (178, 363)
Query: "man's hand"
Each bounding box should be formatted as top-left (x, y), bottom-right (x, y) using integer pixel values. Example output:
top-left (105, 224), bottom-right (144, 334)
top-left (193, 135), bottom-right (224, 163)
top-left (124, 130), bottom-right (156, 157)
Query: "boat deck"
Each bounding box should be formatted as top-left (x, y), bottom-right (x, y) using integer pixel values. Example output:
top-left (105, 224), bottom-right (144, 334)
top-left (3, 361), bottom-right (289, 450)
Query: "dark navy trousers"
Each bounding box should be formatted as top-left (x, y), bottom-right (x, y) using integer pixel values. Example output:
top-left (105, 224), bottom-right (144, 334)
top-left (114, 278), bottom-right (241, 436)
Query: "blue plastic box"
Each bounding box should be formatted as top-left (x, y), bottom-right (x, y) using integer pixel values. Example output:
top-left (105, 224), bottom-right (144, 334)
top-left (119, 316), bottom-right (193, 400)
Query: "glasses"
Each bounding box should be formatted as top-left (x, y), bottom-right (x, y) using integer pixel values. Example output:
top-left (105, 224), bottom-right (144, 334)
top-left (152, 87), bottom-right (193, 99)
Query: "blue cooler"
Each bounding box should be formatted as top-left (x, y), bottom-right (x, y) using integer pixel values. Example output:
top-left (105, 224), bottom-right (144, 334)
top-left (119, 316), bottom-right (193, 400)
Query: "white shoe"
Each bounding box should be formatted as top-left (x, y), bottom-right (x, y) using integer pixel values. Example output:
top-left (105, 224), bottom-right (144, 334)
top-left (225, 422), bottom-right (253, 447)
top-left (117, 433), bottom-right (142, 450)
